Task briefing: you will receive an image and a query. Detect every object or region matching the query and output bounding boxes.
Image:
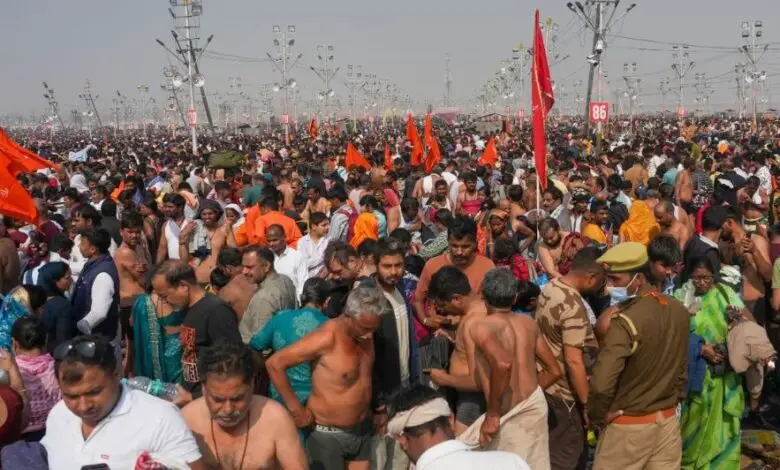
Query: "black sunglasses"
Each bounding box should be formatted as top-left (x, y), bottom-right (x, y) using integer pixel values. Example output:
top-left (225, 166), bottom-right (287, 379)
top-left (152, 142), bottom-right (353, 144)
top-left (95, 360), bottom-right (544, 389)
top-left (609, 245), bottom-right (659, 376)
top-left (53, 339), bottom-right (108, 361)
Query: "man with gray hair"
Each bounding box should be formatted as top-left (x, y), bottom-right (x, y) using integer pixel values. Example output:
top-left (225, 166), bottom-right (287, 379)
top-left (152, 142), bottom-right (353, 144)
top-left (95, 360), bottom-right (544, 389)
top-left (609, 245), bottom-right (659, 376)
top-left (267, 285), bottom-right (386, 470)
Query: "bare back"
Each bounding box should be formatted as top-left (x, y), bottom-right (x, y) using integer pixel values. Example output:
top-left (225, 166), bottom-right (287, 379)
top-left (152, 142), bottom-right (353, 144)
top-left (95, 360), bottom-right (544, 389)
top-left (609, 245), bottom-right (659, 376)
top-left (307, 320), bottom-right (374, 428)
top-left (219, 274), bottom-right (256, 321)
top-left (470, 314), bottom-right (539, 416)
top-left (449, 300), bottom-right (488, 378)
top-left (115, 244), bottom-right (146, 308)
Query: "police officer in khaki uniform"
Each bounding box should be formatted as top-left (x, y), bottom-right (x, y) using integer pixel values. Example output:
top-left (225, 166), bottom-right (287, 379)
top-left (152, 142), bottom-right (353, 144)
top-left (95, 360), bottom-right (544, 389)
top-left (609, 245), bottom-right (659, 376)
top-left (588, 242), bottom-right (689, 470)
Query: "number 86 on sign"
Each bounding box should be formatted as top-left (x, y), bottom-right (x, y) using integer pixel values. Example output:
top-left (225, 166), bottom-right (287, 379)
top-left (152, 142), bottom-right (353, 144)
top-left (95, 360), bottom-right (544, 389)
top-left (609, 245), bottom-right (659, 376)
top-left (589, 102), bottom-right (609, 123)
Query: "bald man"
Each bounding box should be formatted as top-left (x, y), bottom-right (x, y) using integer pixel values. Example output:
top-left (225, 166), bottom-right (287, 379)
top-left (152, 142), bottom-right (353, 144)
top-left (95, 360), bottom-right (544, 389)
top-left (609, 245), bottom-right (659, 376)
top-left (654, 200), bottom-right (690, 252)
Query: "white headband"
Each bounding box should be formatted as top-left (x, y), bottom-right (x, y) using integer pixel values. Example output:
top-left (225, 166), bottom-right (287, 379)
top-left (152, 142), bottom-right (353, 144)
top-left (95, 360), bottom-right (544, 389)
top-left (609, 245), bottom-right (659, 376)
top-left (386, 398), bottom-right (452, 437)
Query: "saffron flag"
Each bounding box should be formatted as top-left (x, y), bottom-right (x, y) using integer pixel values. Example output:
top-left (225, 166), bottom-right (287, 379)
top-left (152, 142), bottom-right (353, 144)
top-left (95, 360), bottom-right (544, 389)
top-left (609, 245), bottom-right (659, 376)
top-left (478, 137), bottom-right (498, 167)
top-left (531, 9), bottom-right (555, 190)
top-left (406, 114), bottom-right (423, 167)
top-left (422, 113), bottom-right (441, 174)
top-left (308, 117), bottom-right (319, 139)
top-left (384, 143), bottom-right (393, 171)
top-left (0, 157), bottom-right (38, 224)
top-left (345, 143), bottom-right (371, 171)
top-left (0, 128), bottom-right (58, 176)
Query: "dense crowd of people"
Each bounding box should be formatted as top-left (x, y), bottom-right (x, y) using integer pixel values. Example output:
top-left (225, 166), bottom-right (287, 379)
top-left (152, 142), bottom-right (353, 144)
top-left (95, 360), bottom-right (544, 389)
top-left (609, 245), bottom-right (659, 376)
top-left (0, 115), bottom-right (776, 469)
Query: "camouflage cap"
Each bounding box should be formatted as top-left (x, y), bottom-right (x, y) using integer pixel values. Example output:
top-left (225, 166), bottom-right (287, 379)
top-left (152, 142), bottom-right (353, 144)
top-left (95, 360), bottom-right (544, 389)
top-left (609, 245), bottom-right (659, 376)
top-left (597, 242), bottom-right (648, 272)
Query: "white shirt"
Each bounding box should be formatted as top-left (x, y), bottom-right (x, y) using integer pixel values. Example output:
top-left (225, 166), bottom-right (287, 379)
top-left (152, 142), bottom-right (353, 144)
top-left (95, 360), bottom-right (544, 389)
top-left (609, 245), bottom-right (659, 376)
top-left (42, 386), bottom-right (201, 470)
top-left (297, 234), bottom-right (330, 278)
top-left (416, 440), bottom-right (530, 470)
top-left (90, 199), bottom-right (105, 212)
top-left (76, 272), bottom-right (116, 337)
top-left (648, 155), bottom-right (666, 178)
top-left (382, 288), bottom-right (410, 386)
top-left (274, 246), bottom-right (309, 297)
top-left (69, 234), bottom-right (118, 282)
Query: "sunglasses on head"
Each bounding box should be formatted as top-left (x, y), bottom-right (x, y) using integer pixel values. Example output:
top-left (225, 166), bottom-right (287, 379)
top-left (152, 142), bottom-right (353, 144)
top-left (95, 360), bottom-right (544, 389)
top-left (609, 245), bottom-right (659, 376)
top-left (53, 339), bottom-right (111, 361)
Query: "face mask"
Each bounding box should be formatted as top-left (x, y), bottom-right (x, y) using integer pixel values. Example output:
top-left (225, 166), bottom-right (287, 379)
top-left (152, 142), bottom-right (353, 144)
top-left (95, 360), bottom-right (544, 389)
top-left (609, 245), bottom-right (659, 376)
top-left (607, 274), bottom-right (638, 306)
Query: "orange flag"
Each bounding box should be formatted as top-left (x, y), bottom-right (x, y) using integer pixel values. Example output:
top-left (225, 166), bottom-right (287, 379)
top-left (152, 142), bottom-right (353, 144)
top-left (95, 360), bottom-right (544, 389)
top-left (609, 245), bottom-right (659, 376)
top-left (406, 114), bottom-right (423, 167)
top-left (345, 143), bottom-right (371, 170)
top-left (0, 128), bottom-right (58, 176)
top-left (308, 117), bottom-right (319, 139)
top-left (478, 137), bottom-right (498, 167)
top-left (0, 154), bottom-right (38, 224)
top-left (423, 112), bottom-right (441, 174)
top-left (384, 143), bottom-right (393, 171)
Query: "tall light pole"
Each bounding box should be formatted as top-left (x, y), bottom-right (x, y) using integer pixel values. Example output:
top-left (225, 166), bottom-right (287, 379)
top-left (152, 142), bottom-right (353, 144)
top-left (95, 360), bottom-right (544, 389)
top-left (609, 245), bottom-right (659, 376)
top-left (161, 66), bottom-right (187, 128)
top-left (42, 82), bottom-right (66, 133)
top-left (345, 64), bottom-right (365, 131)
top-left (136, 84), bottom-right (151, 138)
top-left (79, 79), bottom-right (102, 129)
top-left (658, 77), bottom-right (671, 113)
top-left (741, 20), bottom-right (769, 126)
top-left (694, 73), bottom-right (714, 114)
top-left (622, 62), bottom-right (641, 122)
top-left (567, 0), bottom-right (638, 137)
top-left (310, 45), bottom-right (338, 122)
top-left (444, 53), bottom-right (452, 107)
top-left (228, 76), bottom-right (242, 135)
top-left (671, 44), bottom-right (695, 121)
top-left (267, 24), bottom-right (301, 145)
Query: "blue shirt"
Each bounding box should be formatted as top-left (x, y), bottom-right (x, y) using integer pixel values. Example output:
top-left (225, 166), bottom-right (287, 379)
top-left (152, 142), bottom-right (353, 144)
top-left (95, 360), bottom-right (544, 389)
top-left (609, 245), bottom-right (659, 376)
top-left (248, 307), bottom-right (327, 404)
top-left (662, 168), bottom-right (679, 186)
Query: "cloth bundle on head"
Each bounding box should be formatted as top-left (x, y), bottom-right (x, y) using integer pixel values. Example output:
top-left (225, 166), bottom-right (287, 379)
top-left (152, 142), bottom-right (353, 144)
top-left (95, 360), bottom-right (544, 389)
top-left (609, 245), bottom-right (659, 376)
top-left (386, 397), bottom-right (452, 437)
top-left (198, 199), bottom-right (223, 219)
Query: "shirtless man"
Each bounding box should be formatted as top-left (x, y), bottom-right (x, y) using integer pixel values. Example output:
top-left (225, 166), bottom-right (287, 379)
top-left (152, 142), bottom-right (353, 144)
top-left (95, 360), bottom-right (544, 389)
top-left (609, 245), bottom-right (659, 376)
top-left (183, 340), bottom-right (308, 470)
top-left (217, 247), bottom-right (257, 321)
top-left (674, 157), bottom-right (695, 213)
top-left (277, 170), bottom-right (295, 212)
top-left (114, 212), bottom-right (148, 374)
top-left (723, 210), bottom-right (772, 318)
top-left (738, 176), bottom-right (769, 234)
top-left (412, 171), bottom-right (440, 203)
top-left (266, 286), bottom-right (384, 470)
top-left (654, 200), bottom-right (690, 252)
top-left (538, 218), bottom-right (569, 278)
top-left (456, 172), bottom-right (482, 218)
top-left (428, 267), bottom-right (560, 438)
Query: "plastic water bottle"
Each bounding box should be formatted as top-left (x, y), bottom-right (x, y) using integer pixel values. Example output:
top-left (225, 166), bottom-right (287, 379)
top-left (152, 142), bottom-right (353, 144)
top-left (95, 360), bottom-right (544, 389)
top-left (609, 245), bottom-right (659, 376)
top-left (122, 377), bottom-right (179, 402)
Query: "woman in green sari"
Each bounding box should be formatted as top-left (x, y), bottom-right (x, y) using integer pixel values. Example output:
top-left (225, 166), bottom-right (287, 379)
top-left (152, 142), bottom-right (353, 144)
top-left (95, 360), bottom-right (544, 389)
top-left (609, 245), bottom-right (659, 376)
top-left (674, 259), bottom-right (745, 469)
top-left (132, 289), bottom-right (184, 385)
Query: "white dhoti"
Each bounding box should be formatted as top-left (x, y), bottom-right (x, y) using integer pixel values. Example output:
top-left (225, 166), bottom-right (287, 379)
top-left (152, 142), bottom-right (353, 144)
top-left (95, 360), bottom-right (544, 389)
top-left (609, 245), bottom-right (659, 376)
top-left (457, 386), bottom-right (550, 470)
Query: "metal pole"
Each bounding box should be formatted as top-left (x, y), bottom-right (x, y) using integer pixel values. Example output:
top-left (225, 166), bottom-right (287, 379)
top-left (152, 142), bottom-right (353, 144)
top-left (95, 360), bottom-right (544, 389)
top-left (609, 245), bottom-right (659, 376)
top-left (184, 2), bottom-right (197, 153)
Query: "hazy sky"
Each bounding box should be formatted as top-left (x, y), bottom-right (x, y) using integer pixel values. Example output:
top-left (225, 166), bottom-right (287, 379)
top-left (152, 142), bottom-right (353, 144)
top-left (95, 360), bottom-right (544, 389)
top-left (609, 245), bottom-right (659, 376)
top-left (1, 0), bottom-right (779, 120)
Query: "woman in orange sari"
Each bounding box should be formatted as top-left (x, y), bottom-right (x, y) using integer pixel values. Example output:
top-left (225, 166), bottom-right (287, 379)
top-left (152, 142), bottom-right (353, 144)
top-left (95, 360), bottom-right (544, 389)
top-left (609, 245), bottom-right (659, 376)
top-left (619, 200), bottom-right (660, 246)
top-left (350, 209), bottom-right (379, 249)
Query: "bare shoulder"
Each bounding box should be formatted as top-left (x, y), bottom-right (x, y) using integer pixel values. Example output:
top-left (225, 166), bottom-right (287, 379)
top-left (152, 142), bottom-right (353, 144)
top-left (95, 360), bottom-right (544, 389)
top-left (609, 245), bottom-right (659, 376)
top-left (254, 395), bottom-right (291, 421)
top-left (181, 397), bottom-right (209, 427)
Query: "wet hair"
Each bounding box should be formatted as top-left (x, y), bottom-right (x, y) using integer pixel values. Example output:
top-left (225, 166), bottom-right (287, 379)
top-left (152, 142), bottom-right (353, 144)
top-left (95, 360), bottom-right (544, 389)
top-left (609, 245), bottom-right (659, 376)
top-left (100, 199), bottom-right (117, 218)
top-left (357, 238), bottom-right (380, 263)
top-left (570, 246), bottom-right (607, 275)
top-left (153, 259), bottom-right (197, 286)
top-left (209, 266), bottom-right (230, 290)
top-left (72, 204), bottom-right (102, 227)
top-left (162, 193), bottom-right (186, 209)
top-left (218, 247), bottom-right (242, 268)
top-left (198, 339), bottom-right (255, 385)
top-left (300, 278), bottom-right (335, 307)
top-left (516, 280), bottom-right (541, 312)
top-left (405, 255), bottom-right (425, 278)
top-left (120, 211), bottom-right (143, 230)
top-left (701, 205), bottom-right (728, 232)
top-left (359, 195), bottom-right (379, 211)
top-left (243, 244), bottom-right (275, 265)
top-left (543, 186), bottom-right (563, 203)
top-left (648, 235), bottom-right (681, 267)
top-left (81, 228), bottom-right (111, 254)
top-left (265, 223), bottom-right (285, 238)
top-left (508, 185), bottom-right (524, 202)
top-left (389, 384), bottom-right (453, 438)
top-left (324, 240), bottom-right (358, 267)
top-left (375, 238), bottom-right (406, 263)
top-left (481, 268), bottom-right (518, 309)
top-left (434, 208), bottom-right (453, 226)
top-left (55, 335), bottom-right (118, 385)
top-left (344, 286), bottom-right (388, 319)
top-left (448, 215), bottom-right (477, 241)
top-left (538, 217), bottom-right (560, 233)
top-left (11, 316), bottom-right (46, 350)
top-left (428, 266), bottom-right (471, 301)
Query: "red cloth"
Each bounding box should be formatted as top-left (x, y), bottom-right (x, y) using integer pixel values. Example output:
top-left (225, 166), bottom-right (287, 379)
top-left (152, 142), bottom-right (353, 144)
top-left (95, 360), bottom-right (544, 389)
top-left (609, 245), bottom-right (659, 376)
top-left (478, 137), bottom-right (498, 167)
top-left (531, 9), bottom-right (555, 190)
top-left (0, 386), bottom-right (23, 447)
top-left (345, 143), bottom-right (371, 171)
top-left (407, 114), bottom-right (423, 167)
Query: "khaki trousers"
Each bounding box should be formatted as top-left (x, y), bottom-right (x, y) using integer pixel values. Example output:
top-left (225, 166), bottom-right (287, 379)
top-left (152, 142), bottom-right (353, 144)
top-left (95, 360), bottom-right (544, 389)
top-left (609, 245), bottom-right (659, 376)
top-left (593, 415), bottom-right (681, 470)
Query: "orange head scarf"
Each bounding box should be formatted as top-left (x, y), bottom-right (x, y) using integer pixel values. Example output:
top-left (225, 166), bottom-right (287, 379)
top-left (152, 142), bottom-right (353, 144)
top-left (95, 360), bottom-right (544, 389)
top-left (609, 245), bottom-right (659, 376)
top-left (619, 200), bottom-right (660, 246)
top-left (350, 212), bottom-right (378, 249)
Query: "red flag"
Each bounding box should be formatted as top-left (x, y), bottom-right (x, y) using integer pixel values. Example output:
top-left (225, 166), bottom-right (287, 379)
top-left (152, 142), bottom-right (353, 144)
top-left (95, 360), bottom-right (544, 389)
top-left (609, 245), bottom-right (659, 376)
top-left (308, 117), bottom-right (319, 139)
top-left (478, 137), bottom-right (498, 167)
top-left (406, 114), bottom-right (423, 167)
top-left (0, 128), bottom-right (58, 176)
top-left (345, 143), bottom-right (371, 170)
top-left (532, 10), bottom-right (554, 190)
top-left (384, 143), bottom-right (393, 171)
top-left (0, 154), bottom-right (38, 224)
top-left (423, 112), bottom-right (433, 146)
